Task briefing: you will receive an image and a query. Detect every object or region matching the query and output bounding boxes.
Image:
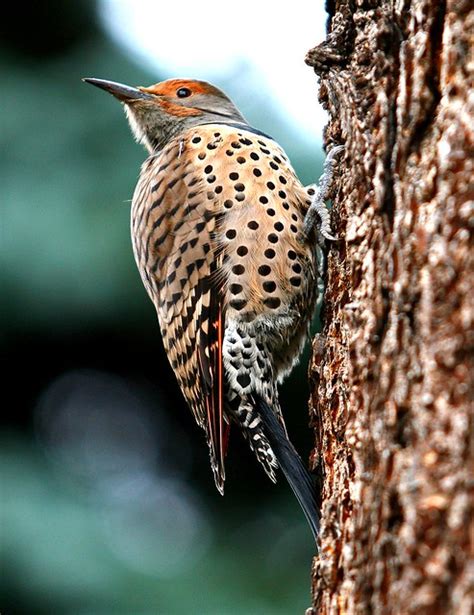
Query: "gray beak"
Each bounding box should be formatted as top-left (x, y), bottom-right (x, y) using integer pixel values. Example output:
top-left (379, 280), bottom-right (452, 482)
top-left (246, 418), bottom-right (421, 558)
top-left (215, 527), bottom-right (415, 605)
top-left (82, 78), bottom-right (154, 102)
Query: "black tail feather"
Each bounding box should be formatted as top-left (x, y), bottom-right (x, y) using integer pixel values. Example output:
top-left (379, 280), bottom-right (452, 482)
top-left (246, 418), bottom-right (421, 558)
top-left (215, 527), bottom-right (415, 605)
top-left (254, 395), bottom-right (321, 544)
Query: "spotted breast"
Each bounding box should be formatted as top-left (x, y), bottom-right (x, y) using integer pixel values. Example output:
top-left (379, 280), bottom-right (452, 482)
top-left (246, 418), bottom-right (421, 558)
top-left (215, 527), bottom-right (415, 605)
top-left (131, 123), bottom-right (318, 489)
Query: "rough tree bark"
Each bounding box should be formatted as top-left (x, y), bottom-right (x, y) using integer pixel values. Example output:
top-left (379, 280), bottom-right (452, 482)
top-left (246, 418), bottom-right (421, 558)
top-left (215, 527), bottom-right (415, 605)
top-left (305, 1), bottom-right (472, 613)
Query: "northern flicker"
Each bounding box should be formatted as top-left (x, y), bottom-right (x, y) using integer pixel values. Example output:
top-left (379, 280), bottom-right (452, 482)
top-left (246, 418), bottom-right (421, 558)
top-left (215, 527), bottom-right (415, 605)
top-left (84, 76), bottom-right (342, 541)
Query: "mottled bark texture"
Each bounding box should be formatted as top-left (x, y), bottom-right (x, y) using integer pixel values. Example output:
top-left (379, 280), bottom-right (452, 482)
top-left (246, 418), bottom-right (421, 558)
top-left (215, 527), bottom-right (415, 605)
top-left (305, 1), bottom-right (473, 613)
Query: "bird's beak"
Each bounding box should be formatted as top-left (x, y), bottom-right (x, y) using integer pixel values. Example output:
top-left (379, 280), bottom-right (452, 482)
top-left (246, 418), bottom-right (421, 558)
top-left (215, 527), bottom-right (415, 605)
top-left (82, 78), bottom-right (155, 102)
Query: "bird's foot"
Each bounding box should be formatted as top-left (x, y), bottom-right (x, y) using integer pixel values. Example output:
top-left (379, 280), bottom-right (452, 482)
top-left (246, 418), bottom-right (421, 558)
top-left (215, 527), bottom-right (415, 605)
top-left (301, 144), bottom-right (345, 245)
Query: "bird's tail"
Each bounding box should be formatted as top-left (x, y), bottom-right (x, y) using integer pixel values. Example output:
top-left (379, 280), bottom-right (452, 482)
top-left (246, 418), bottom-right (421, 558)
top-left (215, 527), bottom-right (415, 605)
top-left (254, 394), bottom-right (321, 543)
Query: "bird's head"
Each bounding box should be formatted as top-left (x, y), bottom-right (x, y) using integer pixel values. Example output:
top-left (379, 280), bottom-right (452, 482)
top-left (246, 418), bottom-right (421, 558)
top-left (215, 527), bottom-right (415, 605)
top-left (83, 77), bottom-right (247, 152)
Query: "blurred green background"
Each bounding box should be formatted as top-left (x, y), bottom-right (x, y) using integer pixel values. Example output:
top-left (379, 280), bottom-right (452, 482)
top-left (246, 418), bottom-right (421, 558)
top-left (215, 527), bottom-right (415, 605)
top-left (1, 2), bottom-right (325, 613)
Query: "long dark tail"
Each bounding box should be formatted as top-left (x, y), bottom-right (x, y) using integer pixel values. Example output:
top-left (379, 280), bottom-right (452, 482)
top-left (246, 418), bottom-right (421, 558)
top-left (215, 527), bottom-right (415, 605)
top-left (254, 395), bottom-right (321, 544)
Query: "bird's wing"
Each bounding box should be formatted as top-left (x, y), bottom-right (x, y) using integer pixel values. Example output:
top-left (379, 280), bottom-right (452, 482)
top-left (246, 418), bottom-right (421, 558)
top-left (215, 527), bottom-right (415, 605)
top-left (130, 138), bottom-right (229, 492)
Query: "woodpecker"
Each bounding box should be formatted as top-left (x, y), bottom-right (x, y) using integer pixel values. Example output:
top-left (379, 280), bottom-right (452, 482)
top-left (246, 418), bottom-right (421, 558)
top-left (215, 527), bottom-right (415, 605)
top-left (84, 76), bottom-right (342, 541)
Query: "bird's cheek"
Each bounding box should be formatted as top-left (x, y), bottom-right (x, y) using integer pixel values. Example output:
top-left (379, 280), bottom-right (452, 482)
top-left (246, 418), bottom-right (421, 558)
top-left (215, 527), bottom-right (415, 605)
top-left (157, 98), bottom-right (202, 118)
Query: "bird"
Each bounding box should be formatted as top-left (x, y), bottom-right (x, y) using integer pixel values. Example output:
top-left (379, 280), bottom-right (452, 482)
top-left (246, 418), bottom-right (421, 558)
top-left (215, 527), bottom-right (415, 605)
top-left (83, 76), bottom-right (341, 542)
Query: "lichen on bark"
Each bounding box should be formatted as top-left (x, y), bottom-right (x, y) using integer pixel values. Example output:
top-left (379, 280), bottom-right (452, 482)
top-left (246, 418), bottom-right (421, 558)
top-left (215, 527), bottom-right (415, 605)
top-left (305, 1), bottom-right (473, 613)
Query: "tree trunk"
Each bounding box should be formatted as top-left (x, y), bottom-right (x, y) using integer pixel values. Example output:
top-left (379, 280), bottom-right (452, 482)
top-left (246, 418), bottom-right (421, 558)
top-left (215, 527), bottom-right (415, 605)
top-left (305, 1), bottom-right (472, 613)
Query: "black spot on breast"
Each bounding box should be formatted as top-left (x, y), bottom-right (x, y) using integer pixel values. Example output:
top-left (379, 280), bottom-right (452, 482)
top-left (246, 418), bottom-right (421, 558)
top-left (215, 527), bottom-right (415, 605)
top-left (290, 277), bottom-right (301, 287)
top-left (290, 224), bottom-right (298, 233)
top-left (259, 196), bottom-right (268, 204)
top-left (266, 208), bottom-right (275, 216)
top-left (247, 221), bottom-right (259, 230)
top-left (264, 248), bottom-right (276, 259)
top-left (207, 143), bottom-right (217, 150)
top-left (274, 222), bottom-right (284, 232)
top-left (226, 229), bottom-right (237, 240)
top-left (264, 297), bottom-right (281, 309)
top-left (237, 156), bottom-right (246, 164)
top-left (204, 164), bottom-right (213, 174)
top-left (235, 183), bottom-right (245, 192)
top-left (237, 373), bottom-right (251, 388)
top-left (292, 263), bottom-right (302, 273)
top-left (279, 175), bottom-right (287, 184)
top-left (232, 264), bottom-right (245, 275)
top-left (270, 161), bottom-right (279, 170)
top-left (233, 373), bottom-right (251, 389)
top-left (224, 199), bottom-right (234, 209)
top-left (192, 136), bottom-right (201, 144)
top-left (206, 175), bottom-right (216, 183)
top-left (240, 137), bottom-right (252, 145)
top-left (215, 185), bottom-right (223, 194)
top-left (198, 152), bottom-right (206, 160)
top-left (231, 299), bottom-right (247, 311)
top-left (282, 202), bottom-right (290, 210)
top-left (288, 250), bottom-right (297, 260)
top-left (226, 149), bottom-right (234, 156)
top-left (250, 152), bottom-right (259, 161)
top-left (268, 233), bottom-right (278, 244)
top-left (253, 168), bottom-right (262, 177)
top-left (273, 155), bottom-right (282, 164)
top-left (237, 245), bottom-right (248, 256)
top-left (231, 141), bottom-right (241, 149)
top-left (260, 147), bottom-right (270, 154)
top-left (263, 280), bottom-right (276, 292)
top-left (229, 172), bottom-right (239, 180)
top-left (291, 213), bottom-right (298, 221)
top-left (230, 283), bottom-right (243, 294)
top-left (266, 181), bottom-right (275, 190)
top-left (235, 193), bottom-right (245, 202)
top-left (278, 190), bottom-right (286, 199)
top-left (258, 265), bottom-right (271, 276)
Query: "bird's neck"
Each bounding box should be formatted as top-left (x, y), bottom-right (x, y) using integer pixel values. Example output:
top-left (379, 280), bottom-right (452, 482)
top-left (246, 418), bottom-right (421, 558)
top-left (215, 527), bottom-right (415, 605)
top-left (151, 111), bottom-right (249, 152)
top-left (125, 100), bottom-right (247, 154)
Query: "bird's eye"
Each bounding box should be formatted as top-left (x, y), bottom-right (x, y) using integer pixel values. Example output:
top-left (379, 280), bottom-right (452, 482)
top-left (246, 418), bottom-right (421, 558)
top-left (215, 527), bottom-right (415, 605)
top-left (176, 87), bottom-right (192, 98)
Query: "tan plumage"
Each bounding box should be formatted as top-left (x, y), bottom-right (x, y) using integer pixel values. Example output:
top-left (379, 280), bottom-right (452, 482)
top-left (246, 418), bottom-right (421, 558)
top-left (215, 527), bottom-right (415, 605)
top-left (84, 76), bottom-right (337, 539)
top-left (131, 123), bottom-right (317, 490)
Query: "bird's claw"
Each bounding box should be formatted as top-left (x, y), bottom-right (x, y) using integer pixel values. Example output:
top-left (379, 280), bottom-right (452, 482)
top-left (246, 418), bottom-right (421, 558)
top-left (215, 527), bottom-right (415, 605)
top-left (302, 145), bottom-right (345, 244)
